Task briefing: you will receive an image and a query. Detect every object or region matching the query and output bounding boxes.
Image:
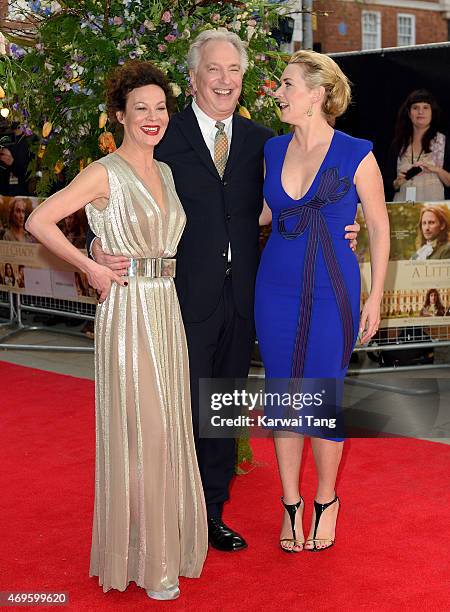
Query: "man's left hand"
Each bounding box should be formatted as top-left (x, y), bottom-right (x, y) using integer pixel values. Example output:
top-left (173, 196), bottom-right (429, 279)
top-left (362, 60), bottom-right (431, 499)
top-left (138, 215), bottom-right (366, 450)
top-left (345, 221), bottom-right (360, 252)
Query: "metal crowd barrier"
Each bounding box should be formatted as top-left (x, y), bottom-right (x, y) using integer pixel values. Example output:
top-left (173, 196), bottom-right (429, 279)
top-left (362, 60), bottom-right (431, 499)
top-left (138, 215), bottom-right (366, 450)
top-left (0, 292), bottom-right (95, 353)
top-left (349, 323), bottom-right (450, 374)
top-left (1, 291), bottom-right (449, 380)
top-left (0, 290), bottom-right (14, 328)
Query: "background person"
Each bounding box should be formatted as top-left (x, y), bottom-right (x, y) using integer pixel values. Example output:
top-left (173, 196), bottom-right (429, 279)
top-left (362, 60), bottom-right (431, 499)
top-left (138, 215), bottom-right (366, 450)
top-left (0, 121), bottom-right (33, 197)
top-left (392, 90), bottom-right (450, 202)
top-left (26, 60), bottom-right (207, 601)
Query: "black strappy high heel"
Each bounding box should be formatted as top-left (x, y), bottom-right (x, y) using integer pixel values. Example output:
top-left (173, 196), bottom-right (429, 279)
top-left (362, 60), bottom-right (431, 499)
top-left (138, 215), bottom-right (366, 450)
top-left (306, 495), bottom-right (339, 552)
top-left (280, 496), bottom-right (304, 553)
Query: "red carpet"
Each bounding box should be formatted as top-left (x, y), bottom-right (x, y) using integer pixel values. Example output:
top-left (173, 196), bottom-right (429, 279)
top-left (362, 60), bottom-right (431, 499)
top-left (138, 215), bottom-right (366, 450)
top-left (2, 361), bottom-right (450, 611)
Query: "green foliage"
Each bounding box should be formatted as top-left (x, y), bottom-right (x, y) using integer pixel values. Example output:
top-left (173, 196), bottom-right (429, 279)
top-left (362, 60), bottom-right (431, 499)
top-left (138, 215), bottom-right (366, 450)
top-left (2, 0), bottom-right (288, 194)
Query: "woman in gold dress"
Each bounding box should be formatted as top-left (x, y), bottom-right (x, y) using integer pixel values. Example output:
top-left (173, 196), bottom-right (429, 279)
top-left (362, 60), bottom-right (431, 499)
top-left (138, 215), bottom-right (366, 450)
top-left (26, 61), bottom-right (207, 601)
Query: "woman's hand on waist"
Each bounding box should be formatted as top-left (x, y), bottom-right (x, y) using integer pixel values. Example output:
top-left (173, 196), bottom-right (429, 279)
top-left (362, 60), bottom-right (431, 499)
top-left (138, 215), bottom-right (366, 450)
top-left (92, 238), bottom-right (131, 276)
top-left (84, 260), bottom-right (128, 303)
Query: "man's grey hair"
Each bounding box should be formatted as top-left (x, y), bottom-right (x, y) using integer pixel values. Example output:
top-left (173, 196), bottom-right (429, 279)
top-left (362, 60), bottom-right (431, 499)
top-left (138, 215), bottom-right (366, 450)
top-left (187, 28), bottom-right (249, 73)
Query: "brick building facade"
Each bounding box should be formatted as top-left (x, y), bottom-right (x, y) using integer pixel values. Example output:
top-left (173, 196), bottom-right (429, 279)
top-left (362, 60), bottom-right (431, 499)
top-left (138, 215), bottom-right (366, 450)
top-left (313, 0), bottom-right (449, 53)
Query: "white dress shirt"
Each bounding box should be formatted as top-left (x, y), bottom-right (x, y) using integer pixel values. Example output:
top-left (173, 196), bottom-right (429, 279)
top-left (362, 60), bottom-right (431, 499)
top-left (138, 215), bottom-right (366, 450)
top-left (191, 99), bottom-right (233, 262)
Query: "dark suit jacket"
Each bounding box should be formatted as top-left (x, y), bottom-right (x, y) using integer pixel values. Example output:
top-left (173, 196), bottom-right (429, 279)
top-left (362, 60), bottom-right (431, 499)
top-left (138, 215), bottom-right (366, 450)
top-left (86, 104), bottom-right (274, 322)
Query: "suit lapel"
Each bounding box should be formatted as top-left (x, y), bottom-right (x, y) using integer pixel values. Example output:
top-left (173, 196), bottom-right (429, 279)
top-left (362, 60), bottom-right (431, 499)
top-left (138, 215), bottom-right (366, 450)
top-left (224, 114), bottom-right (250, 179)
top-left (177, 105), bottom-right (219, 179)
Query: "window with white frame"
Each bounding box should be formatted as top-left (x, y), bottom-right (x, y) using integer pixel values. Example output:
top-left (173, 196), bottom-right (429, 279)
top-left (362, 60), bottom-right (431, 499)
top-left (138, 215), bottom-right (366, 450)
top-left (361, 11), bottom-right (381, 50)
top-left (397, 14), bottom-right (416, 46)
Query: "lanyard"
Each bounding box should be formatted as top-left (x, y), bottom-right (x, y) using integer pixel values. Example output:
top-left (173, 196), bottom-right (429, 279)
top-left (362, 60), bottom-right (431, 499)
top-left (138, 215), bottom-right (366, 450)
top-left (411, 142), bottom-right (423, 164)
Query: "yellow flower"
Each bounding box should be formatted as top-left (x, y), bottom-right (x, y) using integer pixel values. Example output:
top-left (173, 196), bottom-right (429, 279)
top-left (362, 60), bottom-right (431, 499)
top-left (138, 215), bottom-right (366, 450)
top-left (42, 121), bottom-right (52, 138)
top-left (238, 106), bottom-right (251, 119)
top-left (0, 86), bottom-right (5, 99)
top-left (54, 160), bottom-right (64, 174)
top-left (99, 111), bottom-right (108, 129)
top-left (38, 144), bottom-right (46, 158)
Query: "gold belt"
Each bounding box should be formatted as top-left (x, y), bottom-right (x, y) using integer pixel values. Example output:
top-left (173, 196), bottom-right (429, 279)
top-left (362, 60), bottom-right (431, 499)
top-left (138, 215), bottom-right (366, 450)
top-left (127, 257), bottom-right (176, 278)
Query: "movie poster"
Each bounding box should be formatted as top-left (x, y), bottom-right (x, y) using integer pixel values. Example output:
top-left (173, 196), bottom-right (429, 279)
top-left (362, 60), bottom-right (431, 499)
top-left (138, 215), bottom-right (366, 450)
top-left (356, 201), bottom-right (450, 329)
top-left (0, 195), bottom-right (95, 303)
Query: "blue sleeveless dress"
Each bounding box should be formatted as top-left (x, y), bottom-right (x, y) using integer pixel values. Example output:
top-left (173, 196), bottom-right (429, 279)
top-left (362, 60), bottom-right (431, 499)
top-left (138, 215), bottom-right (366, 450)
top-left (254, 130), bottom-right (372, 439)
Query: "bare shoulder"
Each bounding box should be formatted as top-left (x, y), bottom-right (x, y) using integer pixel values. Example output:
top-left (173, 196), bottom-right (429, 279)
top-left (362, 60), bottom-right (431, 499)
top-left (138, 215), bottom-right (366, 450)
top-left (69, 161), bottom-right (110, 201)
top-left (355, 151), bottom-right (381, 182)
top-left (78, 160), bottom-right (109, 184)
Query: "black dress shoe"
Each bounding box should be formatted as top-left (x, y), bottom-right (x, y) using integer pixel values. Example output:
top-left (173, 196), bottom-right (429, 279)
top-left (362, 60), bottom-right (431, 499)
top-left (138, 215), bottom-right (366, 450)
top-left (208, 517), bottom-right (248, 552)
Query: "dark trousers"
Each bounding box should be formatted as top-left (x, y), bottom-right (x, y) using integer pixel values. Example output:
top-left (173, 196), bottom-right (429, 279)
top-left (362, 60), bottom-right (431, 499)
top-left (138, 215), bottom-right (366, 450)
top-left (184, 277), bottom-right (255, 519)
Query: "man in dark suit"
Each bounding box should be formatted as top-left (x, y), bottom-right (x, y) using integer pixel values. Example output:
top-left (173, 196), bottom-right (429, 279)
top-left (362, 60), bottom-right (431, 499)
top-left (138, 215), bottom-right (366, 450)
top-left (87, 29), bottom-right (359, 552)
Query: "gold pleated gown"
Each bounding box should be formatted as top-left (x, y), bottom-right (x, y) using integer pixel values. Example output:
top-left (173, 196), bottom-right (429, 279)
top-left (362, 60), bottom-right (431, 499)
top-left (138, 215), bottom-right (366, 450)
top-left (85, 153), bottom-right (208, 593)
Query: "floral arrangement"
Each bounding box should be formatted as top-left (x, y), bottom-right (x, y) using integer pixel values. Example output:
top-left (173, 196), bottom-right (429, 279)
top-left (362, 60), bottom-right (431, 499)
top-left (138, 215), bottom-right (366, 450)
top-left (0, 0), bottom-right (288, 195)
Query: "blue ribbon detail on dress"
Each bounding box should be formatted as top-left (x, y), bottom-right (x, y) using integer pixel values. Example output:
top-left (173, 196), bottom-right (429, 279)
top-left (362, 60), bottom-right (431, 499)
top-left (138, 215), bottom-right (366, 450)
top-left (278, 167), bottom-right (353, 379)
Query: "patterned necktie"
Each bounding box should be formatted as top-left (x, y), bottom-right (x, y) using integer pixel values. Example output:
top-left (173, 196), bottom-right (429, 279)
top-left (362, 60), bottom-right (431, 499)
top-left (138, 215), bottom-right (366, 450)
top-left (214, 121), bottom-right (228, 178)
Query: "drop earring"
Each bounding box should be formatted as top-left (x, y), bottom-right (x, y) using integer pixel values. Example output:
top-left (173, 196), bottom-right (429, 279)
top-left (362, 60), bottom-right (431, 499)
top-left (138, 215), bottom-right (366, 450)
top-left (306, 104), bottom-right (313, 117)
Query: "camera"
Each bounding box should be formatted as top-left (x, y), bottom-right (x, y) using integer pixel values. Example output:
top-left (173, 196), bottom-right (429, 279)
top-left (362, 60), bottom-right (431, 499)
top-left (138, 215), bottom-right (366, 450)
top-left (404, 166), bottom-right (422, 181)
top-left (0, 131), bottom-right (16, 149)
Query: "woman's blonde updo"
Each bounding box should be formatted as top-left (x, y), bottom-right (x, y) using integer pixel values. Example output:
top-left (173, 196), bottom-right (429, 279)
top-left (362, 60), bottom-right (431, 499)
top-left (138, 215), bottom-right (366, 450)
top-left (288, 50), bottom-right (351, 119)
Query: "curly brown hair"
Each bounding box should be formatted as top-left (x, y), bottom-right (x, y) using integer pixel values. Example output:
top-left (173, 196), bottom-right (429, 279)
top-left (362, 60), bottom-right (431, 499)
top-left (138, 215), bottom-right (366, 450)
top-left (106, 60), bottom-right (176, 124)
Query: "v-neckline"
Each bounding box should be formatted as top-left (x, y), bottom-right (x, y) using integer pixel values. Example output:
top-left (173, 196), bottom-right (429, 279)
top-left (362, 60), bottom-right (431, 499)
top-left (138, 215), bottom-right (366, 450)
top-left (113, 152), bottom-right (167, 216)
top-left (280, 130), bottom-right (336, 203)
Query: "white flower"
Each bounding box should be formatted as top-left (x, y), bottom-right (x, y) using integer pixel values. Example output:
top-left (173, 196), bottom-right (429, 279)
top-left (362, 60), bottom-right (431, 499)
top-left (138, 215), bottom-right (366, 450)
top-left (170, 82), bottom-right (182, 97)
top-left (254, 97), bottom-right (264, 110)
top-left (78, 124), bottom-right (89, 137)
top-left (247, 25), bottom-right (256, 41)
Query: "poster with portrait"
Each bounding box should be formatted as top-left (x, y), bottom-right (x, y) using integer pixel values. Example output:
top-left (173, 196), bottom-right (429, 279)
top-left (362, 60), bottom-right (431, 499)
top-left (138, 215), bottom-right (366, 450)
top-left (0, 194), bottom-right (95, 303)
top-left (356, 201), bottom-right (450, 329)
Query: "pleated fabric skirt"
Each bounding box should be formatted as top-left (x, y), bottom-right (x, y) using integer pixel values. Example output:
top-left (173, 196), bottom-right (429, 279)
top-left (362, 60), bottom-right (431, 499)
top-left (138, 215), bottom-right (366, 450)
top-left (89, 277), bottom-right (208, 592)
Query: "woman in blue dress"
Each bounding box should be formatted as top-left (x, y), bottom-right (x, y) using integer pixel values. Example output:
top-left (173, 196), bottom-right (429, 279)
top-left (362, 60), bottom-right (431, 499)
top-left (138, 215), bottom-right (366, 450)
top-left (255, 51), bottom-right (389, 553)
